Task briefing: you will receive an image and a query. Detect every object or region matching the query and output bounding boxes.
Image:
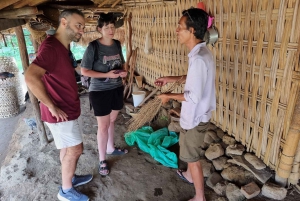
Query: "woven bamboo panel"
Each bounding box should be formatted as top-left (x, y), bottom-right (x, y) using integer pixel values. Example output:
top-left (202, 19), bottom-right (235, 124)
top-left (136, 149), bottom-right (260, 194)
top-left (78, 26), bottom-right (125, 47)
top-left (205, 0), bottom-right (300, 170)
top-left (127, 0), bottom-right (300, 170)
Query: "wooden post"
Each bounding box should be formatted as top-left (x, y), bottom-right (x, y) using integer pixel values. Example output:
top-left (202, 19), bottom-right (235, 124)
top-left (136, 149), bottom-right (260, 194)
top-left (277, 87), bottom-right (300, 178)
top-left (14, 26), bottom-right (48, 146)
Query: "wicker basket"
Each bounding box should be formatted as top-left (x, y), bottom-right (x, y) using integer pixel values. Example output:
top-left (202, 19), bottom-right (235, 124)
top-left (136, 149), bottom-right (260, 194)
top-left (0, 57), bottom-right (24, 105)
top-left (0, 87), bottom-right (19, 118)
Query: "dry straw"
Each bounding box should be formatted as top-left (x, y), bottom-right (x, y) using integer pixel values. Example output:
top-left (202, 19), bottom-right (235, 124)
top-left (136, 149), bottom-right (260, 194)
top-left (127, 76), bottom-right (184, 132)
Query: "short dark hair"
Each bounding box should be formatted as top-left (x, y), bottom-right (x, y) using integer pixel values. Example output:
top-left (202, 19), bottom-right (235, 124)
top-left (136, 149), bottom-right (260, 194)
top-left (182, 8), bottom-right (208, 40)
top-left (58, 9), bottom-right (84, 24)
top-left (98, 13), bottom-right (115, 28)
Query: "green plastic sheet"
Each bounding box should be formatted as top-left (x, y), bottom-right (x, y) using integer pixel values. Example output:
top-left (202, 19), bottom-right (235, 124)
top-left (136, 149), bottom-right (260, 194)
top-left (125, 126), bottom-right (179, 168)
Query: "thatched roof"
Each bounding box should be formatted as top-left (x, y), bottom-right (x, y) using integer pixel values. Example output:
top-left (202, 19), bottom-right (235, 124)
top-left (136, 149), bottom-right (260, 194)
top-left (0, 0), bottom-right (176, 31)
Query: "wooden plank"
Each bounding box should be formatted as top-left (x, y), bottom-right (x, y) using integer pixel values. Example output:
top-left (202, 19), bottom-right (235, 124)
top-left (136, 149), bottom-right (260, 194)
top-left (98, 0), bottom-right (111, 8)
top-left (228, 155), bottom-right (272, 183)
top-left (29, 0), bottom-right (50, 6)
top-left (14, 26), bottom-right (48, 146)
top-left (13, 0), bottom-right (49, 8)
top-left (0, 19), bottom-right (26, 31)
top-left (112, 0), bottom-right (122, 8)
top-left (0, 0), bottom-right (21, 10)
top-left (49, 4), bottom-right (124, 12)
top-left (13, 0), bottom-right (34, 8)
top-left (0, 6), bottom-right (39, 19)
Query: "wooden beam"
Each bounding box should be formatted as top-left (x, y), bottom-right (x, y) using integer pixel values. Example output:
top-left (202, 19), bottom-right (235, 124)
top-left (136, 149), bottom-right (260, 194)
top-left (13, 0), bottom-right (33, 8)
top-left (0, 0), bottom-right (21, 10)
top-left (0, 6), bottom-right (39, 19)
top-left (14, 26), bottom-right (48, 146)
top-left (49, 4), bottom-right (124, 12)
top-left (98, 0), bottom-right (111, 8)
top-left (13, 0), bottom-right (49, 8)
top-left (112, 0), bottom-right (122, 8)
top-left (29, 0), bottom-right (50, 6)
top-left (0, 19), bottom-right (26, 31)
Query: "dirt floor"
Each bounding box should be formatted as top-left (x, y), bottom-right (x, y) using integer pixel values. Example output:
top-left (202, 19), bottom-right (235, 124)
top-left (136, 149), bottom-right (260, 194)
top-left (0, 94), bottom-right (300, 201)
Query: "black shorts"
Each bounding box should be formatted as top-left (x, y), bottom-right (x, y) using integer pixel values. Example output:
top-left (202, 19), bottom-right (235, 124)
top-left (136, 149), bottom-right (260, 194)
top-left (89, 86), bottom-right (124, 116)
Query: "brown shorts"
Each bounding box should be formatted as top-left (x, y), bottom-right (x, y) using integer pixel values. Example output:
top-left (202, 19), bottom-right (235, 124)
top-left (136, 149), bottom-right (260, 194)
top-left (179, 122), bottom-right (209, 163)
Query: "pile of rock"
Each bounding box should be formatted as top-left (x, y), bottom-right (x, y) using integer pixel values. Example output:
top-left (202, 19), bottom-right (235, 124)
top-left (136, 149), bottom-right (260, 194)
top-left (171, 121), bottom-right (288, 200)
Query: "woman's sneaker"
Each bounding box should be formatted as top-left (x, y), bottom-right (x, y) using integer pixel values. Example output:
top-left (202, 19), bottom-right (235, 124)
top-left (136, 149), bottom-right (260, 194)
top-left (57, 187), bottom-right (89, 201)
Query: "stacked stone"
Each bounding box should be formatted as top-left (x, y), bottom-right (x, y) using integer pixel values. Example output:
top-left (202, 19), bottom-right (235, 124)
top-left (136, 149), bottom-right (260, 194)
top-left (167, 113), bottom-right (288, 200)
top-left (201, 123), bottom-right (288, 200)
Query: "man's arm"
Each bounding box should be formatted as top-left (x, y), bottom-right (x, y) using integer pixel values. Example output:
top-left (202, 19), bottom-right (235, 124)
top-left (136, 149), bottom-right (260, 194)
top-left (158, 93), bottom-right (185, 104)
top-left (154, 75), bottom-right (186, 86)
top-left (25, 63), bottom-right (68, 121)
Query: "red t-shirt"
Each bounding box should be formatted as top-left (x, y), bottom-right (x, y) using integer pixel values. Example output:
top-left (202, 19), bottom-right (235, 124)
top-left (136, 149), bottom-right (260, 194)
top-left (32, 36), bottom-right (80, 123)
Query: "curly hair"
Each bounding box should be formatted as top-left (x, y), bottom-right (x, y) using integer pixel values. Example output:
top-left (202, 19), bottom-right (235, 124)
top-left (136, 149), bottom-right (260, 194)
top-left (98, 13), bottom-right (116, 28)
top-left (182, 8), bottom-right (208, 40)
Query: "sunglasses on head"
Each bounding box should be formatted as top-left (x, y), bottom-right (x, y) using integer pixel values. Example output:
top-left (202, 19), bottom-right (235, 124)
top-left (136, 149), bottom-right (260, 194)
top-left (69, 51), bottom-right (77, 68)
top-left (184, 10), bottom-right (194, 23)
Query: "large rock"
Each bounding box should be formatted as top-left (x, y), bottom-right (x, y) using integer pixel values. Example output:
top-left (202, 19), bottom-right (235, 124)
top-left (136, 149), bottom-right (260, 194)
top-left (228, 155), bottom-right (272, 183)
top-left (240, 182), bottom-right (261, 199)
top-left (206, 172), bottom-right (223, 189)
top-left (206, 130), bottom-right (220, 142)
top-left (204, 132), bottom-right (215, 144)
top-left (216, 128), bottom-right (225, 139)
top-left (213, 181), bottom-right (228, 196)
top-left (261, 182), bottom-right (287, 200)
top-left (168, 121), bottom-right (181, 133)
top-left (207, 122), bottom-right (218, 131)
top-left (221, 165), bottom-right (256, 186)
top-left (226, 144), bottom-right (245, 156)
top-left (244, 153), bottom-right (266, 170)
top-left (226, 183), bottom-right (246, 201)
top-left (172, 100), bottom-right (181, 109)
top-left (212, 156), bottom-right (228, 171)
top-left (215, 197), bottom-right (227, 201)
top-left (205, 143), bottom-right (224, 160)
top-left (199, 159), bottom-right (215, 178)
top-left (222, 135), bottom-right (236, 145)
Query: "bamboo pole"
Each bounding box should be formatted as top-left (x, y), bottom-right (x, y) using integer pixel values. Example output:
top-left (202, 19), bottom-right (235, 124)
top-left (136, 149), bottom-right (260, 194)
top-left (277, 86), bottom-right (300, 178)
top-left (0, 33), bottom-right (7, 47)
top-left (14, 26), bottom-right (48, 146)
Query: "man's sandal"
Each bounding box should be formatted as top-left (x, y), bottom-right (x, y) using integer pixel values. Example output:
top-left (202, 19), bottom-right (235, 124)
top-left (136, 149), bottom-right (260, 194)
top-left (99, 160), bottom-right (109, 176)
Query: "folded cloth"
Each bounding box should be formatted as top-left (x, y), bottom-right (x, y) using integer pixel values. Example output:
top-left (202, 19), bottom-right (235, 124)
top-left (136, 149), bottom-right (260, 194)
top-left (125, 126), bottom-right (179, 168)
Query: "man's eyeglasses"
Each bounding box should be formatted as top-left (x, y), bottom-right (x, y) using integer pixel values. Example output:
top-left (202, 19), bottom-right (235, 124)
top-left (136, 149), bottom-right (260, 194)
top-left (69, 51), bottom-right (77, 68)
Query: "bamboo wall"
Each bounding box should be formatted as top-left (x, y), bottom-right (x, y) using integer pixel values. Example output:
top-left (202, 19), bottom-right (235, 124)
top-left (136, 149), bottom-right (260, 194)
top-left (127, 0), bottom-right (300, 177)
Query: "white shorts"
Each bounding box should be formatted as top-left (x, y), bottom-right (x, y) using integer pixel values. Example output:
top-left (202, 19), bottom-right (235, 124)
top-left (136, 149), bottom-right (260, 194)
top-left (45, 119), bottom-right (83, 149)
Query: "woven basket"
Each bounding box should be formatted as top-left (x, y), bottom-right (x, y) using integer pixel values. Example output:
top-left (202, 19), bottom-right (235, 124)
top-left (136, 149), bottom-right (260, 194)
top-left (0, 87), bottom-right (19, 118)
top-left (0, 57), bottom-right (24, 106)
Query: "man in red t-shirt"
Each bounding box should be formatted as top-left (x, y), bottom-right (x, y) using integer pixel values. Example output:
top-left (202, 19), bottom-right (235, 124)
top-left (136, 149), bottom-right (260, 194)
top-left (25, 9), bottom-right (92, 201)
